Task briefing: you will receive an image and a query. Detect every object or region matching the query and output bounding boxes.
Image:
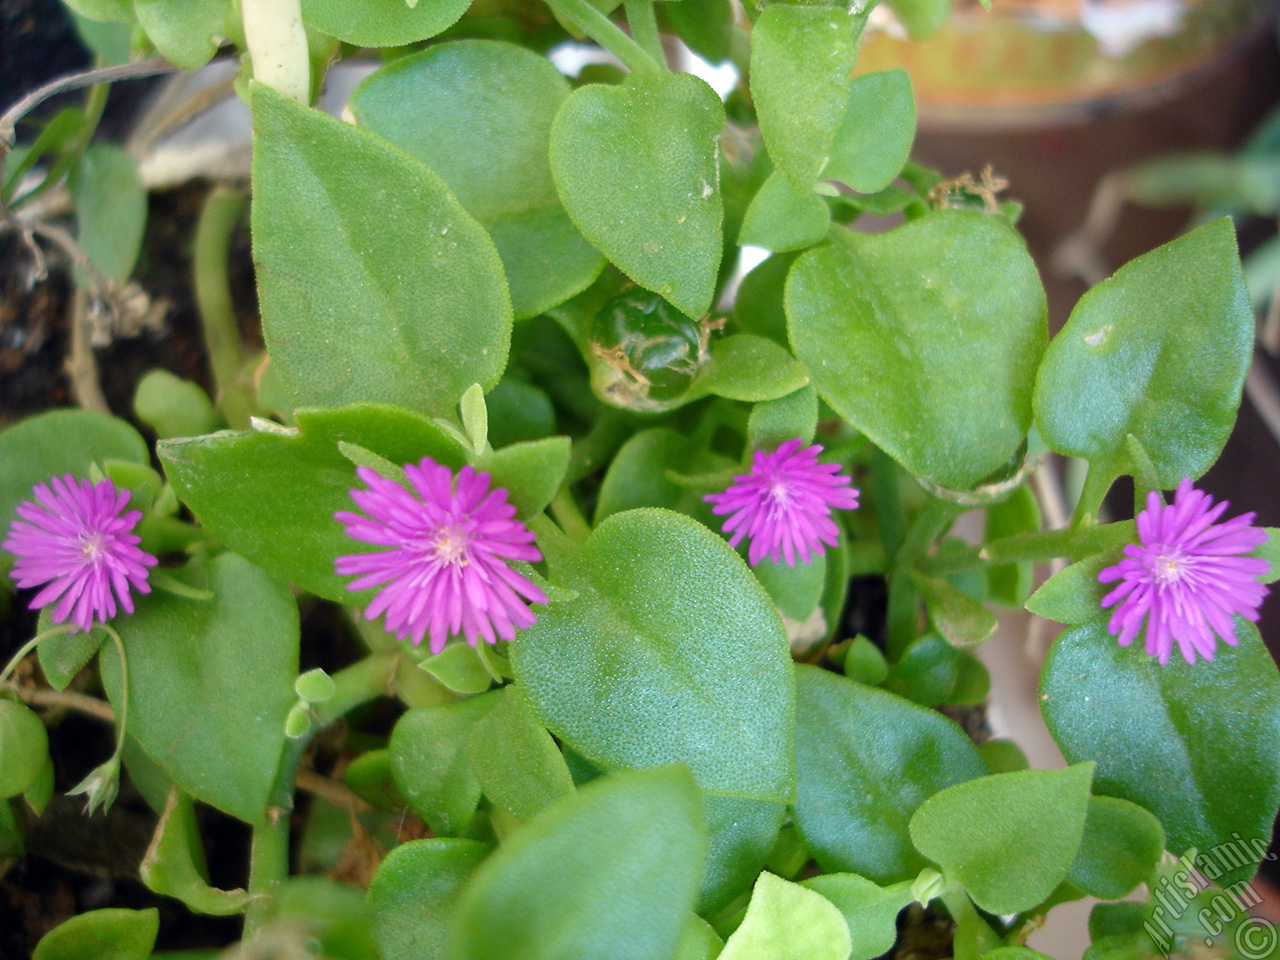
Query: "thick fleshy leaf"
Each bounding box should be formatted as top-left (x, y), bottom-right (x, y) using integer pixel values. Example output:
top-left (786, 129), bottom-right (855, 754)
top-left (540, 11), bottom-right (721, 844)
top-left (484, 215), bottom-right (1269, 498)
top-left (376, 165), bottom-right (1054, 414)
top-left (720, 872), bottom-right (851, 960)
top-left (912, 572), bottom-right (998, 647)
top-left (1068, 796), bottom-right (1165, 900)
top-left (36, 611), bottom-right (107, 691)
top-left (792, 665), bottom-right (987, 883)
top-left (452, 766), bottom-right (706, 960)
top-left (390, 693), bottom-right (500, 836)
top-left (550, 73), bottom-right (725, 319)
top-left (140, 789), bottom-right (250, 915)
top-left (350, 41), bottom-right (604, 319)
top-left (368, 838), bottom-right (489, 960)
top-left (511, 509), bottom-right (794, 803)
top-left (1040, 619), bottom-right (1280, 887)
top-left (909, 764), bottom-right (1095, 915)
top-left (1033, 219), bottom-right (1252, 486)
top-left (735, 252), bottom-right (796, 346)
top-left (72, 143), bottom-right (146, 283)
top-left (134, 0), bottom-right (226, 69)
top-left (468, 685), bottom-right (575, 823)
top-left (701, 795), bottom-right (786, 916)
top-left (300, 0), bottom-right (470, 45)
top-left (100, 554), bottom-right (299, 824)
top-left (801, 873), bottom-right (913, 960)
top-left (475, 436), bottom-right (570, 520)
top-left (594, 428), bottom-right (729, 528)
top-left (750, 6), bottom-right (860, 190)
top-left (32, 908), bottom-right (158, 960)
top-left (159, 404), bottom-right (466, 601)
top-left (0, 700), bottom-right (48, 800)
top-left (0, 410), bottom-right (148, 562)
top-left (1025, 549), bottom-right (1122, 626)
top-left (788, 212), bottom-right (1046, 489)
top-left (738, 171), bottom-right (831, 253)
top-left (688, 334), bottom-right (810, 403)
top-left (251, 83), bottom-right (511, 416)
top-left (825, 69), bottom-right (916, 194)
top-left (747, 385), bottom-right (819, 451)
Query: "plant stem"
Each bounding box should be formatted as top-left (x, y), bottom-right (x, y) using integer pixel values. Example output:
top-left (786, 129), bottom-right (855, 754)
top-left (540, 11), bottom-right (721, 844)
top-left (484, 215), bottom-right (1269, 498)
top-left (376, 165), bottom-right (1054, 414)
top-left (623, 0), bottom-right (666, 69)
top-left (99, 625), bottom-right (129, 758)
top-left (193, 187), bottom-right (248, 410)
top-left (885, 497), bottom-right (962, 660)
top-left (240, 0), bottom-right (310, 103)
top-left (544, 0), bottom-right (663, 75)
top-left (242, 653), bottom-right (395, 939)
top-left (0, 624), bottom-right (75, 687)
top-left (550, 485), bottom-right (592, 543)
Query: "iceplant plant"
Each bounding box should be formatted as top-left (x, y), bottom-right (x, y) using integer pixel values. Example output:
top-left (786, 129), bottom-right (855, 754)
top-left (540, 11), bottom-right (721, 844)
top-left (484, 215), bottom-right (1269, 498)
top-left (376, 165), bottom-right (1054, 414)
top-left (0, 0), bottom-right (1279, 957)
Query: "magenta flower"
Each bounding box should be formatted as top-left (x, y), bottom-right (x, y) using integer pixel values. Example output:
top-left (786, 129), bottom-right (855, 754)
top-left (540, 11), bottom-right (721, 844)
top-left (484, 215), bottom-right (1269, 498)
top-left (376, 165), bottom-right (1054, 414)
top-left (705, 438), bottom-right (859, 567)
top-left (1099, 478), bottom-right (1270, 665)
top-left (335, 458), bottom-right (548, 654)
top-left (4, 475), bottom-right (157, 632)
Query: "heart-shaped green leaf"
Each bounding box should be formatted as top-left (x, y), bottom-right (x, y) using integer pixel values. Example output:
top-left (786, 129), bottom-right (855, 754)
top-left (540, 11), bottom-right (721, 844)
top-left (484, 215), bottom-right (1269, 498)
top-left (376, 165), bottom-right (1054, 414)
top-left (100, 554), bottom-right (298, 824)
top-left (687, 334), bottom-right (810, 403)
top-left (251, 83), bottom-right (511, 416)
top-left (452, 766), bottom-right (706, 960)
top-left (793, 665), bottom-right (987, 884)
top-left (550, 73), bottom-right (724, 319)
top-left (350, 41), bottom-right (604, 319)
top-left (1033, 218), bottom-right (1252, 486)
top-left (1068, 796), bottom-right (1165, 900)
top-left (801, 873), bottom-right (914, 960)
top-left (134, 0), bottom-right (226, 70)
top-left (511, 508), bottom-right (794, 803)
top-left (787, 212), bottom-right (1047, 489)
top-left (0, 700), bottom-right (48, 800)
top-left (33, 908), bottom-right (158, 960)
top-left (300, 0), bottom-right (470, 46)
top-left (750, 5), bottom-right (860, 190)
top-left (909, 764), bottom-right (1095, 915)
top-left (720, 872), bottom-right (852, 960)
top-left (159, 404), bottom-right (466, 601)
top-left (825, 69), bottom-right (916, 194)
top-left (1040, 619), bottom-right (1280, 887)
top-left (739, 170), bottom-right (831, 253)
top-left (469, 685), bottom-right (575, 823)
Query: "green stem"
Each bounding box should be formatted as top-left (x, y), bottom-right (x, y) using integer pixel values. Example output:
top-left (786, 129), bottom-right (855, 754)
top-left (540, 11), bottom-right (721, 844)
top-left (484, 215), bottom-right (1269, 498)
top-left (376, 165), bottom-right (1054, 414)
top-left (886, 498), bottom-right (962, 660)
top-left (623, 0), bottom-right (666, 69)
top-left (0, 624), bottom-right (76, 687)
top-left (550, 485), bottom-right (592, 543)
top-left (193, 187), bottom-right (248, 407)
top-left (544, 0), bottom-right (663, 74)
top-left (242, 653), bottom-right (394, 939)
top-left (1068, 460), bottom-right (1112, 533)
top-left (99, 625), bottom-right (129, 758)
top-left (870, 448), bottom-right (905, 559)
top-left (71, 81), bottom-right (109, 156)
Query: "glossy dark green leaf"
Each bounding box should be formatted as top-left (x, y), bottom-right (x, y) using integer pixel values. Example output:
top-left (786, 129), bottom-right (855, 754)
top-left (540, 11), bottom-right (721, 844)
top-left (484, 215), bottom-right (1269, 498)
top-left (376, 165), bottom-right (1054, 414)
top-left (486, 379), bottom-right (556, 449)
top-left (882, 634), bottom-right (959, 707)
top-left (750, 6), bottom-right (859, 190)
top-left (512, 509), bottom-right (795, 803)
top-left (1033, 219), bottom-right (1252, 486)
top-left (719, 872), bottom-right (851, 960)
top-left (1089, 901), bottom-right (1148, 942)
top-left (1040, 619), bottom-right (1280, 887)
top-left (825, 70), bottom-right (916, 194)
top-left (140, 789), bottom-right (250, 915)
top-left (251, 83), bottom-right (511, 416)
top-left (0, 410), bottom-right (148, 562)
top-left (72, 143), bottom-right (146, 283)
top-left (389, 694), bottom-right (500, 836)
top-left (468, 686), bottom-right (575, 823)
top-left (909, 764), bottom-right (1095, 915)
top-left (300, 0), bottom-right (470, 45)
top-left (550, 73), bottom-right (725, 319)
top-left (32, 908), bottom-right (158, 960)
top-left (739, 171), bottom-right (831, 253)
top-left (350, 41), bottom-right (604, 319)
top-left (977, 739), bottom-right (1028, 774)
top-left (159, 404), bottom-right (466, 601)
top-left (134, 0), bottom-right (226, 69)
top-left (793, 665), bottom-right (986, 884)
top-left (100, 554), bottom-right (299, 824)
top-left (801, 873), bottom-right (913, 960)
top-left (0, 700), bottom-right (49, 799)
top-left (367, 838), bottom-right (489, 960)
top-left (1068, 796), bottom-right (1165, 900)
top-left (452, 766), bottom-right (706, 960)
top-left (788, 212), bottom-right (1046, 489)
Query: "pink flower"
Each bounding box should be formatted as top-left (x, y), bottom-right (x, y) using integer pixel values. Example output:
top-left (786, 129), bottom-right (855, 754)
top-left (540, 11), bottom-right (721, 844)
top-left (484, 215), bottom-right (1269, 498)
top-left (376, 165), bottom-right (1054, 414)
top-left (335, 458), bottom-right (548, 654)
top-left (705, 438), bottom-right (859, 567)
top-left (1099, 478), bottom-right (1270, 665)
top-left (4, 475), bottom-right (157, 632)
